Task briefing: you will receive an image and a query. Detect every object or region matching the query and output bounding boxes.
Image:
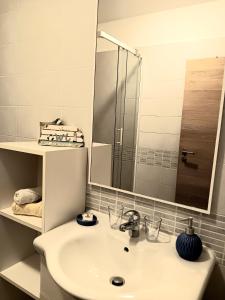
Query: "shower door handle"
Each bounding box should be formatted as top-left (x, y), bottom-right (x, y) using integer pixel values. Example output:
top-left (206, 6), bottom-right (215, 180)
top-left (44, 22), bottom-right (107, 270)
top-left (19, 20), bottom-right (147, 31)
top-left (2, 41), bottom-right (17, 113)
top-left (116, 128), bottom-right (123, 146)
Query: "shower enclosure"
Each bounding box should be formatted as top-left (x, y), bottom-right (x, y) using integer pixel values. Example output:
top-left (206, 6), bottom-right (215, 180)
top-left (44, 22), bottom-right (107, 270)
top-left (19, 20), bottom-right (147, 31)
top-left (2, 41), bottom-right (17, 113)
top-left (92, 31), bottom-right (141, 191)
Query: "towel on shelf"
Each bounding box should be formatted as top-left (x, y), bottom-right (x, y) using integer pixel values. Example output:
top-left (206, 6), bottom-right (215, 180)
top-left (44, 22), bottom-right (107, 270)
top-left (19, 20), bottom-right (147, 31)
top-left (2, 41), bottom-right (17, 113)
top-left (14, 187), bottom-right (42, 205)
top-left (12, 201), bottom-right (42, 218)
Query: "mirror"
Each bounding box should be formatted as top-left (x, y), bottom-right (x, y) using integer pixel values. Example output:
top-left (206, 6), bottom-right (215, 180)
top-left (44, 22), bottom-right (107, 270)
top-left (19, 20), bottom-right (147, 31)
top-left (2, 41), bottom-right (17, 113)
top-left (90, 0), bottom-right (225, 212)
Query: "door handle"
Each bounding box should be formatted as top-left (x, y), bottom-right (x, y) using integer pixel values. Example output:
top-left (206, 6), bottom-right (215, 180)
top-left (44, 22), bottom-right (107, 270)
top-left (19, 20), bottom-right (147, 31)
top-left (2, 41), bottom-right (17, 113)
top-left (116, 128), bottom-right (123, 146)
top-left (181, 150), bottom-right (195, 162)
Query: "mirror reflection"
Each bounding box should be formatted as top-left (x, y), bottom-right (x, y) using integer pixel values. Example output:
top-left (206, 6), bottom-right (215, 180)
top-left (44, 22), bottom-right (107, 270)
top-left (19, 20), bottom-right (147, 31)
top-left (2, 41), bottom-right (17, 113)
top-left (90, 0), bottom-right (225, 211)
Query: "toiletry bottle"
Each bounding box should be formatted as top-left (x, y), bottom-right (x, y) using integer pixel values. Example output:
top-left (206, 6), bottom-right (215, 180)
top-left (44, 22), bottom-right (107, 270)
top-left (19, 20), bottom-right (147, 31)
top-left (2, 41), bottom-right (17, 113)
top-left (176, 217), bottom-right (202, 261)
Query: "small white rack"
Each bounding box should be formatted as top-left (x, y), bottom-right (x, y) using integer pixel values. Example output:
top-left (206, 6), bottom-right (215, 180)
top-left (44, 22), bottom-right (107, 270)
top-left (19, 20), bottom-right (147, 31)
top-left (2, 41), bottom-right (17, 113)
top-left (0, 141), bottom-right (87, 299)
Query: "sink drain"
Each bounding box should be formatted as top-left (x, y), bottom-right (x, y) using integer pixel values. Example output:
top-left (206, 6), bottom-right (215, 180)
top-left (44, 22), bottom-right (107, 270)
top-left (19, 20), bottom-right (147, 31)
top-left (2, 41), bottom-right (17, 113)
top-left (110, 276), bottom-right (125, 287)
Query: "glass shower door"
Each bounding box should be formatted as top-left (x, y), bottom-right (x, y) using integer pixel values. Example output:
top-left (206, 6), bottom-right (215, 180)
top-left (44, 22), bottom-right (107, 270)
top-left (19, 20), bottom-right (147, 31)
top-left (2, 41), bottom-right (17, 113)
top-left (113, 48), bottom-right (141, 191)
top-left (112, 47), bottom-right (128, 188)
top-left (120, 52), bottom-right (141, 191)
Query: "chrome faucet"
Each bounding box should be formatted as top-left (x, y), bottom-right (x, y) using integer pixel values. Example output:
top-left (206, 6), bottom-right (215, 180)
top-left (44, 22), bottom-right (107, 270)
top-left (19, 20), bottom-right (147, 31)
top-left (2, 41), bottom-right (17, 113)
top-left (119, 210), bottom-right (141, 238)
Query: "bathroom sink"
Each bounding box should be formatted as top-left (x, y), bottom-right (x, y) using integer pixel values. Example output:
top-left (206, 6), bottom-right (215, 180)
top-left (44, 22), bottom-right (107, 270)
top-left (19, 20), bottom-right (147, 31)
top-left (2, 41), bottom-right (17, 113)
top-left (34, 211), bottom-right (215, 300)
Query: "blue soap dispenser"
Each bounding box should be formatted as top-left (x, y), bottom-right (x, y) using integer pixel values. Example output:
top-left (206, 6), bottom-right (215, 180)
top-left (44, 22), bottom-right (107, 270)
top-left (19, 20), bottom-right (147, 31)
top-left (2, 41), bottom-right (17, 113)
top-left (176, 217), bottom-right (202, 261)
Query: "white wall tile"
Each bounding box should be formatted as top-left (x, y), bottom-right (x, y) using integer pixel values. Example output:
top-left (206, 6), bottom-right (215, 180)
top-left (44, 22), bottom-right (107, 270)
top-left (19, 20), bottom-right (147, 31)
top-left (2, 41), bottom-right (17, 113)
top-left (157, 184), bottom-right (176, 203)
top-left (0, 76), bottom-right (15, 106)
top-left (17, 106), bottom-right (40, 139)
top-left (140, 115), bottom-right (182, 134)
top-left (59, 68), bottom-right (94, 108)
top-left (160, 168), bottom-right (177, 186)
top-left (135, 177), bottom-right (159, 197)
top-left (58, 1), bottom-right (97, 70)
top-left (33, 72), bottom-right (61, 107)
top-left (0, 106), bottom-right (17, 136)
top-left (0, 44), bottom-right (17, 75)
top-left (134, 165), bottom-right (177, 201)
top-left (140, 46), bottom-right (186, 82)
top-left (0, 0), bottom-right (19, 14)
top-left (11, 72), bottom-right (60, 106)
top-left (142, 78), bottom-right (185, 100)
top-left (0, 136), bottom-right (15, 142)
top-left (0, 11), bottom-right (18, 45)
top-left (140, 98), bottom-right (183, 117)
top-left (0, 0), bottom-right (97, 147)
top-left (138, 132), bottom-right (180, 152)
top-left (135, 164), bottom-right (162, 181)
top-left (17, 0), bottom-right (62, 43)
top-left (39, 106), bottom-right (62, 124)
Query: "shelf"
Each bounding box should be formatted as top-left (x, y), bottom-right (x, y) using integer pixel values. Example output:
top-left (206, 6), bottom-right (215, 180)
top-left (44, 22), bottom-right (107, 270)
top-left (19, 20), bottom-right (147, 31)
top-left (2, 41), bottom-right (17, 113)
top-left (0, 254), bottom-right (40, 300)
top-left (0, 141), bottom-right (76, 156)
top-left (0, 207), bottom-right (42, 232)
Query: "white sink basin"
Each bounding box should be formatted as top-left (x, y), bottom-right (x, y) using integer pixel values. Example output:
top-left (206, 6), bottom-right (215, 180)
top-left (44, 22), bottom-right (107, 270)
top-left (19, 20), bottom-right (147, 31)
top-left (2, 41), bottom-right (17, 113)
top-left (34, 211), bottom-right (216, 300)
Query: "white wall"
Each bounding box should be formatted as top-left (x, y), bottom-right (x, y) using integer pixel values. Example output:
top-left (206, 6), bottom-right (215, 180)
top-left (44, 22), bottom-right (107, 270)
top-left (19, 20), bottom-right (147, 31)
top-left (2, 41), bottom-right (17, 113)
top-left (98, 0), bottom-right (225, 210)
top-left (98, 0), bottom-right (225, 48)
top-left (98, 0), bottom-right (216, 23)
top-left (0, 0), bottom-right (98, 148)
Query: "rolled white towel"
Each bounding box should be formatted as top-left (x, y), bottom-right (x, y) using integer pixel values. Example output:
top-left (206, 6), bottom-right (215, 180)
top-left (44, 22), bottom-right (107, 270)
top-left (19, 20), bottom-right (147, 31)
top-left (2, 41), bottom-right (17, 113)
top-left (14, 187), bottom-right (42, 205)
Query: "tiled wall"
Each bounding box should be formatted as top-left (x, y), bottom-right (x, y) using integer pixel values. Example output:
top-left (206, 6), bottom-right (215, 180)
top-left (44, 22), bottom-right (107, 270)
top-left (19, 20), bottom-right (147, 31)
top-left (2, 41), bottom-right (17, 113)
top-left (133, 44), bottom-right (183, 198)
top-left (0, 0), bottom-right (97, 148)
top-left (135, 39), bottom-right (225, 199)
top-left (86, 185), bottom-right (225, 266)
top-left (135, 147), bottom-right (178, 201)
top-left (137, 148), bottom-right (178, 170)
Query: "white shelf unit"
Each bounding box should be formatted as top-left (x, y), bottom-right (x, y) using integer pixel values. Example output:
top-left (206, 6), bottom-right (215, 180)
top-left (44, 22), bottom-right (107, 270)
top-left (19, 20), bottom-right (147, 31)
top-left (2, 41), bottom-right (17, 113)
top-left (0, 207), bottom-right (42, 232)
top-left (0, 254), bottom-right (40, 300)
top-left (0, 141), bottom-right (87, 300)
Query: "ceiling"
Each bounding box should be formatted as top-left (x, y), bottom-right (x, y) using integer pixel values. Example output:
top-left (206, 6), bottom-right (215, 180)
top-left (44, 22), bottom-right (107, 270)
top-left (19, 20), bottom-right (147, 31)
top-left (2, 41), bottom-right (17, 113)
top-left (98, 0), bottom-right (217, 23)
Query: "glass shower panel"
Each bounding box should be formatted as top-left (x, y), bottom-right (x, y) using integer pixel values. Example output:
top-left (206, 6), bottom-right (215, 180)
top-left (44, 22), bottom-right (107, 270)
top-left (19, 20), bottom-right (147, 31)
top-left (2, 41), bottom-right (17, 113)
top-left (113, 49), bottom-right (141, 191)
top-left (92, 49), bottom-right (119, 186)
top-left (93, 50), bottom-right (118, 146)
top-left (92, 42), bottom-right (141, 191)
top-left (120, 53), bottom-right (141, 191)
top-left (112, 48), bottom-right (128, 188)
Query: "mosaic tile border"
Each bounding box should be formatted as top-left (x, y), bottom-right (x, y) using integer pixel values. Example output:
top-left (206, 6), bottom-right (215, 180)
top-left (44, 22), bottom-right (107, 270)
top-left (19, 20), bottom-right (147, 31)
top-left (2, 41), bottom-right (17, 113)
top-left (137, 147), bottom-right (179, 169)
top-left (113, 144), bottom-right (136, 162)
top-left (86, 185), bottom-right (225, 266)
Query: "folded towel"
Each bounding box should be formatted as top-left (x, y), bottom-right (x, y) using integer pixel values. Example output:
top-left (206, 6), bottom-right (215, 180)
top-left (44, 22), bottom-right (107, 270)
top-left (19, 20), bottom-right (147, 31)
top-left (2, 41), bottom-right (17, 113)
top-left (14, 187), bottom-right (42, 205)
top-left (12, 201), bottom-right (42, 218)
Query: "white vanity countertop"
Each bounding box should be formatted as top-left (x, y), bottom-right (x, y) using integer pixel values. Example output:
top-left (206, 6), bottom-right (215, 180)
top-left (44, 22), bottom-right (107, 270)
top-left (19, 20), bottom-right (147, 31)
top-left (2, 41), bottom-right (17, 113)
top-left (34, 211), bottom-right (216, 300)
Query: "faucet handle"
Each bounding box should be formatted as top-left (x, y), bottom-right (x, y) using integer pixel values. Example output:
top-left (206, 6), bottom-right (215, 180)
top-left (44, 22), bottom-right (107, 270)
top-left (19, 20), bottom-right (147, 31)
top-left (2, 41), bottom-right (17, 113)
top-left (123, 210), bottom-right (140, 222)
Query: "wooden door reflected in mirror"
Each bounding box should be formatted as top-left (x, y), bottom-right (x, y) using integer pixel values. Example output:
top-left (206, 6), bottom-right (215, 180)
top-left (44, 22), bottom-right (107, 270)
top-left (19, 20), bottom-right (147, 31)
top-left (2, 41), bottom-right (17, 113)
top-left (176, 58), bottom-right (225, 209)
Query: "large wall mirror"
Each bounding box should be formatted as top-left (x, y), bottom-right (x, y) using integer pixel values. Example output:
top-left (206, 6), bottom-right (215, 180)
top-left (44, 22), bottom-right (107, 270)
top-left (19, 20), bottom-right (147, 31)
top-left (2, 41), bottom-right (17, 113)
top-left (90, 0), bottom-right (225, 212)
